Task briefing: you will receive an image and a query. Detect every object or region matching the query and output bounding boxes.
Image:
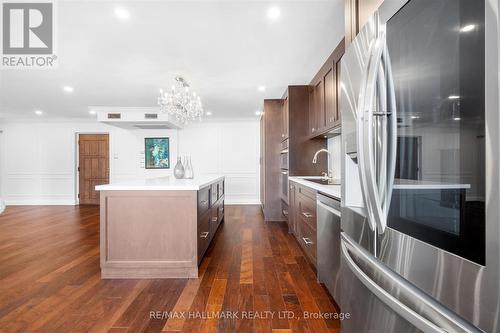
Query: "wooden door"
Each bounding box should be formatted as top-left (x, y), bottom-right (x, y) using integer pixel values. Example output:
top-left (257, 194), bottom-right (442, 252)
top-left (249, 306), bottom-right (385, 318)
top-left (78, 134), bottom-right (109, 205)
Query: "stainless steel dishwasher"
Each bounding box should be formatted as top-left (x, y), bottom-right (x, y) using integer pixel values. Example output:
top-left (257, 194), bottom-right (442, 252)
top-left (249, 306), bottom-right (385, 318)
top-left (317, 193), bottom-right (341, 303)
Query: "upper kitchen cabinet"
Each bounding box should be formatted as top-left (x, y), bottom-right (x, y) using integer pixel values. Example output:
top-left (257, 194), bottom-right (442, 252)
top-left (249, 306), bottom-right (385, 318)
top-left (308, 39), bottom-right (345, 138)
top-left (345, 0), bottom-right (384, 47)
top-left (286, 86), bottom-right (327, 176)
top-left (308, 80), bottom-right (325, 135)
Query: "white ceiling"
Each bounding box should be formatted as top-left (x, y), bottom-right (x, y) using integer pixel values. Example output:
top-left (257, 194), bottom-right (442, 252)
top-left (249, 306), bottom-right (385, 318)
top-left (0, 0), bottom-right (344, 119)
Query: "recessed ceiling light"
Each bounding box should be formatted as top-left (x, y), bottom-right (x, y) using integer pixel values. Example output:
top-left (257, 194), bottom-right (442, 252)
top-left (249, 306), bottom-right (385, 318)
top-left (448, 95), bottom-right (460, 100)
top-left (63, 86), bottom-right (74, 93)
top-left (89, 110), bottom-right (96, 115)
top-left (453, 117), bottom-right (461, 121)
top-left (410, 115), bottom-right (420, 119)
top-left (460, 24), bottom-right (475, 32)
top-left (34, 110), bottom-right (43, 115)
top-left (206, 111), bottom-right (212, 116)
top-left (257, 85), bottom-right (266, 92)
top-left (115, 7), bottom-right (130, 20)
top-left (267, 6), bottom-right (281, 20)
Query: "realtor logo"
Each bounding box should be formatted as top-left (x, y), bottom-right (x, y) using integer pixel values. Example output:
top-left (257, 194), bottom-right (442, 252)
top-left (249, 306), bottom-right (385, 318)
top-left (1, 0), bottom-right (57, 68)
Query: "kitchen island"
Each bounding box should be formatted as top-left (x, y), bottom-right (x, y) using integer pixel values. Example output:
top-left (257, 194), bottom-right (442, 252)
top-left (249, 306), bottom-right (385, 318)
top-left (95, 175), bottom-right (225, 279)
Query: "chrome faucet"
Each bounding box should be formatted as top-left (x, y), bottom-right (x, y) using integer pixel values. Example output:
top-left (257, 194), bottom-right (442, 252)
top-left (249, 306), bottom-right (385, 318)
top-left (312, 148), bottom-right (330, 164)
top-left (312, 149), bottom-right (334, 180)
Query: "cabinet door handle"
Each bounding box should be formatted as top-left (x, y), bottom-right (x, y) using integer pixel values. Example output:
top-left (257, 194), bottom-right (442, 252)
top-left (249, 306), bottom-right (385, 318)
top-left (200, 200), bottom-right (208, 205)
top-left (311, 128), bottom-right (316, 133)
top-left (200, 231), bottom-right (209, 239)
top-left (302, 212), bottom-right (313, 218)
top-left (282, 209), bottom-right (289, 217)
top-left (211, 217), bottom-right (218, 222)
top-left (302, 237), bottom-right (314, 245)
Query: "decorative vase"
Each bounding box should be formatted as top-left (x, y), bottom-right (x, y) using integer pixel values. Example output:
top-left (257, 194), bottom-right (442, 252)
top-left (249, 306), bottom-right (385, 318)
top-left (184, 156), bottom-right (194, 179)
top-left (173, 157), bottom-right (185, 179)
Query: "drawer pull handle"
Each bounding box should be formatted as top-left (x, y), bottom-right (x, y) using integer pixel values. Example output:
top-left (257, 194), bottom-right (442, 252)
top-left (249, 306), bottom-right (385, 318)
top-left (302, 237), bottom-right (314, 245)
top-left (200, 232), bottom-right (209, 239)
top-left (302, 212), bottom-right (313, 218)
top-left (211, 217), bottom-right (218, 222)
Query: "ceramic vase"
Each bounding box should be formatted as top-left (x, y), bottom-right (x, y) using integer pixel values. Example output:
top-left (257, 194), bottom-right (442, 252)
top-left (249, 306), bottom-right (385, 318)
top-left (184, 156), bottom-right (194, 179)
top-left (173, 157), bottom-right (185, 179)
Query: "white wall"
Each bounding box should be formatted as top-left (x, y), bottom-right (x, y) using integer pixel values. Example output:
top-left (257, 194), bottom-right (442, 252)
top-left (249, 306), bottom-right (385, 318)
top-left (178, 121), bottom-right (260, 204)
top-left (327, 135), bottom-right (342, 181)
top-left (0, 119), bottom-right (260, 205)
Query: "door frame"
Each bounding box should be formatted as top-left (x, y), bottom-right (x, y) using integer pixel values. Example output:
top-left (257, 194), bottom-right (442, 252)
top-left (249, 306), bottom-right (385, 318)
top-left (396, 135), bottom-right (422, 181)
top-left (75, 132), bottom-right (110, 205)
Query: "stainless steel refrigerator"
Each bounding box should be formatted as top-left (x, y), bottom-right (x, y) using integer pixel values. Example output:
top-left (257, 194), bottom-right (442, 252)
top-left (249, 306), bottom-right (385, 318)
top-left (340, 0), bottom-right (500, 332)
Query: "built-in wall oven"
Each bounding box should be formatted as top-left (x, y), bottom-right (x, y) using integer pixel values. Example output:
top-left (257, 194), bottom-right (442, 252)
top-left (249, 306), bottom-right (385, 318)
top-left (340, 0), bottom-right (499, 332)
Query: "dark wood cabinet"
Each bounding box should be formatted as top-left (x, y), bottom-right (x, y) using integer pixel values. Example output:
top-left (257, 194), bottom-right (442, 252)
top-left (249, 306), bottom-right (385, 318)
top-left (345, 0), bottom-right (383, 48)
top-left (324, 67), bottom-right (336, 127)
top-left (197, 210), bottom-right (211, 264)
top-left (261, 89), bottom-right (327, 222)
top-left (289, 180), bottom-right (318, 268)
top-left (197, 186), bottom-right (210, 216)
top-left (197, 181), bottom-right (225, 264)
top-left (308, 39), bottom-right (345, 138)
top-left (260, 99), bottom-right (286, 221)
top-left (309, 80), bottom-right (325, 135)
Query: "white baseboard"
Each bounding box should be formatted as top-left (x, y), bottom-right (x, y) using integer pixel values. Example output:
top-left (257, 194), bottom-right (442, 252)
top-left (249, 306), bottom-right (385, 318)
top-left (5, 199), bottom-right (77, 206)
top-left (5, 197), bottom-right (259, 206)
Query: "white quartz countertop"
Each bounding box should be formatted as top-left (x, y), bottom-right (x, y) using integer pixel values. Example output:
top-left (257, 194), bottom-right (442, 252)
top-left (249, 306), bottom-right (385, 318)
top-left (288, 176), bottom-right (341, 200)
top-left (95, 175), bottom-right (224, 191)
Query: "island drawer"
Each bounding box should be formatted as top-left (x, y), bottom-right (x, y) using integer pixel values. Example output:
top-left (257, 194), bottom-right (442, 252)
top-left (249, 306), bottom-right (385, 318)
top-left (211, 183), bottom-right (219, 205)
top-left (197, 212), bottom-right (211, 264)
top-left (210, 206), bottom-right (219, 241)
top-left (198, 186), bottom-right (211, 216)
top-left (218, 200), bottom-right (224, 223)
top-left (219, 180), bottom-right (225, 199)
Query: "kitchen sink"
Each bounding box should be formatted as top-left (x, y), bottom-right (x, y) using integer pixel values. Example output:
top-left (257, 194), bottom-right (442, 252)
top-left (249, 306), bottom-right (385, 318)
top-left (304, 178), bottom-right (341, 186)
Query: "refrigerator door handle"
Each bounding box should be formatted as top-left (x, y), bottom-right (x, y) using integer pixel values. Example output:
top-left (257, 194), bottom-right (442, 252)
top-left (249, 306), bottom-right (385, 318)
top-left (383, 40), bottom-right (397, 217)
top-left (341, 232), bottom-right (483, 333)
top-left (355, 29), bottom-right (381, 232)
top-left (357, 33), bottom-right (386, 234)
top-left (359, 31), bottom-right (397, 234)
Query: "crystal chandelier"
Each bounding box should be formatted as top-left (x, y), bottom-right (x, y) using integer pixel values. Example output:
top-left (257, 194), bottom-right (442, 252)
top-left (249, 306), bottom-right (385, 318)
top-left (158, 76), bottom-right (204, 123)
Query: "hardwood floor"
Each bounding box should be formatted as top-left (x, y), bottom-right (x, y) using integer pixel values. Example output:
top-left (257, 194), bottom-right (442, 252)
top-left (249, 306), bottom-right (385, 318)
top-left (0, 205), bottom-right (340, 333)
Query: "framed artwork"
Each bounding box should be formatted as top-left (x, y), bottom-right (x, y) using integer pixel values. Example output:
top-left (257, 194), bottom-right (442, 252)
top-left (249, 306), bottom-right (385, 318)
top-left (145, 137), bottom-right (170, 169)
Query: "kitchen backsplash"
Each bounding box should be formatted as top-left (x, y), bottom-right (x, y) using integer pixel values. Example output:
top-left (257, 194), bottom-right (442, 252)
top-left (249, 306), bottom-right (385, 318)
top-left (327, 135), bottom-right (341, 181)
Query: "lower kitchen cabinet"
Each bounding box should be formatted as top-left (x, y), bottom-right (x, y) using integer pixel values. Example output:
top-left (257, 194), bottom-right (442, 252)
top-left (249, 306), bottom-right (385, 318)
top-left (289, 180), bottom-right (318, 268)
top-left (197, 180), bottom-right (225, 264)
